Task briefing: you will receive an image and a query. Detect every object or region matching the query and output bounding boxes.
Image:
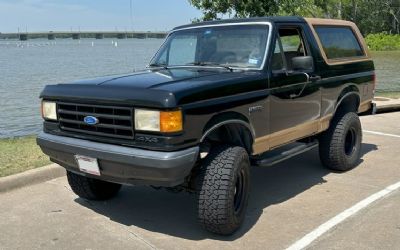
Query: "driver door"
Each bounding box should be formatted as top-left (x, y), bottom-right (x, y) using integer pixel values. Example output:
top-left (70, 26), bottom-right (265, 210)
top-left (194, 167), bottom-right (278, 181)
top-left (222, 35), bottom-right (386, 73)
top-left (268, 25), bottom-right (321, 149)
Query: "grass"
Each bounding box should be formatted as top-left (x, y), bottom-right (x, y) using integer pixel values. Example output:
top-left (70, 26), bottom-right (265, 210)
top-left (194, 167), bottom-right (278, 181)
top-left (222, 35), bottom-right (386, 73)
top-left (0, 136), bottom-right (51, 177)
top-left (375, 91), bottom-right (400, 99)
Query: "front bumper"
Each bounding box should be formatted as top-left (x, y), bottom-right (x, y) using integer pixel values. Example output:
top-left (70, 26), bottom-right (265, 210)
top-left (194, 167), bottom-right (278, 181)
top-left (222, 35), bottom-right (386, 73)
top-left (37, 132), bottom-right (199, 187)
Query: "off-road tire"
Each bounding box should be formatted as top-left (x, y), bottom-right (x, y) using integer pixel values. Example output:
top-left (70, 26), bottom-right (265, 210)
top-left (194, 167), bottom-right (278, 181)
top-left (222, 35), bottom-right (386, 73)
top-left (197, 145), bottom-right (250, 235)
top-left (319, 112), bottom-right (362, 171)
top-left (67, 171), bottom-right (122, 200)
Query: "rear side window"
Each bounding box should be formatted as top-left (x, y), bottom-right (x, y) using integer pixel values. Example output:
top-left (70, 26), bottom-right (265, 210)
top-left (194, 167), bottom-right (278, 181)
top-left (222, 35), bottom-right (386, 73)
top-left (314, 26), bottom-right (364, 60)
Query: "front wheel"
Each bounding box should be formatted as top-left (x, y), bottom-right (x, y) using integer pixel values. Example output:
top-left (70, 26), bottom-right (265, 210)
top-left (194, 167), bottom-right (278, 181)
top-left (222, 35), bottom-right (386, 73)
top-left (196, 145), bottom-right (250, 235)
top-left (319, 112), bottom-right (362, 171)
top-left (67, 171), bottom-right (122, 200)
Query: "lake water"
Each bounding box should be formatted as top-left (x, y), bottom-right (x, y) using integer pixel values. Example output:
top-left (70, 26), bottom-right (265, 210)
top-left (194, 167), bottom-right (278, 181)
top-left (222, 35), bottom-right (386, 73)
top-left (371, 51), bottom-right (400, 92)
top-left (0, 39), bottom-right (399, 138)
top-left (0, 38), bottom-right (163, 138)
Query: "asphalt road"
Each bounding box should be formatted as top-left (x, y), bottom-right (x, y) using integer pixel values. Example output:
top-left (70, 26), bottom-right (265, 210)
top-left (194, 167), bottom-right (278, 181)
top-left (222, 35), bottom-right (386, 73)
top-left (1, 112), bottom-right (399, 250)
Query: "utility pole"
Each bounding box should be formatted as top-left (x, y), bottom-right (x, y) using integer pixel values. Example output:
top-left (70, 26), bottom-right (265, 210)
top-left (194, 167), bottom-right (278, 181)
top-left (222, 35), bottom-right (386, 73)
top-left (130, 0), bottom-right (134, 32)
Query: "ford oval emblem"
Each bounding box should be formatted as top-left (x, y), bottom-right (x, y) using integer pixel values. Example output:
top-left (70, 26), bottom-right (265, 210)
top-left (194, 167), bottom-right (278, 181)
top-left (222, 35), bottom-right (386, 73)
top-left (83, 116), bottom-right (99, 125)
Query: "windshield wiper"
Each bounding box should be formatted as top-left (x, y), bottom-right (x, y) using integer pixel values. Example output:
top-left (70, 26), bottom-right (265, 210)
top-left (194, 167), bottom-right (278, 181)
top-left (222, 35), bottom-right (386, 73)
top-left (148, 62), bottom-right (235, 72)
top-left (186, 62), bottom-right (234, 72)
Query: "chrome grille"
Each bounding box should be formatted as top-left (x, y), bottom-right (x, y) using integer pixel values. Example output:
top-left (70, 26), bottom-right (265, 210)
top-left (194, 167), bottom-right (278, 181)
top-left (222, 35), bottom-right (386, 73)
top-left (57, 102), bottom-right (134, 140)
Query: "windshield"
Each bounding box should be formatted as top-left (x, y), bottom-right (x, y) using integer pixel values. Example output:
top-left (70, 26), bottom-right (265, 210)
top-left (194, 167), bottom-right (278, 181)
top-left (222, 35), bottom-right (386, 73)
top-left (150, 24), bottom-right (270, 69)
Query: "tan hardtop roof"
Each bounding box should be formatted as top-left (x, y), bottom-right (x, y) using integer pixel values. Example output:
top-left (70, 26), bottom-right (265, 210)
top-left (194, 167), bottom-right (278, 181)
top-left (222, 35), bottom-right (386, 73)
top-left (304, 18), bottom-right (356, 26)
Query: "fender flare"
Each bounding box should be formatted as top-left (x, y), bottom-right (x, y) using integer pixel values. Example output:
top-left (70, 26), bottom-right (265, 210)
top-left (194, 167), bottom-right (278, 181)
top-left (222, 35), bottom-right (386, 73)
top-left (200, 119), bottom-right (255, 143)
top-left (334, 91), bottom-right (361, 114)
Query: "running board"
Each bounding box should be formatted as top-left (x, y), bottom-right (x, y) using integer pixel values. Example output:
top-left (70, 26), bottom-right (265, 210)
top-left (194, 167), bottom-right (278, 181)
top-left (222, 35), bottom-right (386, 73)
top-left (253, 141), bottom-right (319, 167)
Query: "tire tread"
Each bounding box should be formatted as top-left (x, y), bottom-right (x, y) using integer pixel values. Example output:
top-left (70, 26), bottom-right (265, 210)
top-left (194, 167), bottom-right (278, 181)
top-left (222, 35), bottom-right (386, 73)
top-left (197, 145), bottom-right (250, 235)
top-left (319, 112), bottom-right (362, 171)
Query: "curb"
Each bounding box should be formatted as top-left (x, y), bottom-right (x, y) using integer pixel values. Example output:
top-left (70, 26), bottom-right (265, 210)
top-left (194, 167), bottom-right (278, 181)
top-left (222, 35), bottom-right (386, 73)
top-left (374, 97), bottom-right (400, 114)
top-left (0, 164), bottom-right (65, 193)
top-left (375, 103), bottom-right (400, 113)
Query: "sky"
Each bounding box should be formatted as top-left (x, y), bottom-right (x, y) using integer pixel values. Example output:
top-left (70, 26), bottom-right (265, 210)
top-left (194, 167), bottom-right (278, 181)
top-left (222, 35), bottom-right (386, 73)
top-left (0, 0), bottom-right (203, 33)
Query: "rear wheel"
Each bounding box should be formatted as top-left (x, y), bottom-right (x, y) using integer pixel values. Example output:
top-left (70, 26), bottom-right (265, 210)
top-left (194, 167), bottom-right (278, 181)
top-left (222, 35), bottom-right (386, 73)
top-left (319, 112), bottom-right (362, 171)
top-left (196, 145), bottom-right (250, 235)
top-left (67, 171), bottom-right (121, 200)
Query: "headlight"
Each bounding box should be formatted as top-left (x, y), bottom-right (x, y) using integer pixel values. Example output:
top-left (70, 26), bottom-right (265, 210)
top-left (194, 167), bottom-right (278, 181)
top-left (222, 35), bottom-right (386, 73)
top-left (135, 109), bottom-right (182, 133)
top-left (134, 109), bottom-right (160, 131)
top-left (41, 101), bottom-right (57, 121)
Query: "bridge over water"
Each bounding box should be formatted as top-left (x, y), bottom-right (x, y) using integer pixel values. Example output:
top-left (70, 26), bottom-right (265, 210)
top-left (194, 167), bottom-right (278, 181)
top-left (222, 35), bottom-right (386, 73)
top-left (0, 31), bottom-right (168, 40)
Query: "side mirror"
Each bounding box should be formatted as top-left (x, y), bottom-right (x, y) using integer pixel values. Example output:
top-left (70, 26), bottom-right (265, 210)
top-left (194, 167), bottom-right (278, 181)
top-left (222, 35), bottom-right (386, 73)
top-left (291, 56), bottom-right (313, 71)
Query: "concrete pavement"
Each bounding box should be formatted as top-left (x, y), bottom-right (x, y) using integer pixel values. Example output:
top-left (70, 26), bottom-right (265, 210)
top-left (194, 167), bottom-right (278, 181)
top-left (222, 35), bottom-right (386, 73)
top-left (309, 190), bottom-right (400, 250)
top-left (1, 112), bottom-right (400, 250)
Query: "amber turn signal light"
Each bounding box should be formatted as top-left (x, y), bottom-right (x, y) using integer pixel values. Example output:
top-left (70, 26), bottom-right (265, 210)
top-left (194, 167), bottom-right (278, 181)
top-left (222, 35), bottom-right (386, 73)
top-left (160, 110), bottom-right (183, 133)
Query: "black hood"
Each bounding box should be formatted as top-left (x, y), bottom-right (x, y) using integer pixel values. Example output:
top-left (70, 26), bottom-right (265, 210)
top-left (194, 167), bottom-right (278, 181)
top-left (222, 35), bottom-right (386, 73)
top-left (71, 68), bottom-right (221, 88)
top-left (40, 68), bottom-right (268, 108)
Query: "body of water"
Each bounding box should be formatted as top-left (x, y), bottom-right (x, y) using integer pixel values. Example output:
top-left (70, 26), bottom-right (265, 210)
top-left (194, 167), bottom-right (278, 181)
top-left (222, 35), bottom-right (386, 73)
top-left (0, 38), bottom-right (163, 138)
top-left (371, 51), bottom-right (400, 92)
top-left (0, 39), bottom-right (399, 138)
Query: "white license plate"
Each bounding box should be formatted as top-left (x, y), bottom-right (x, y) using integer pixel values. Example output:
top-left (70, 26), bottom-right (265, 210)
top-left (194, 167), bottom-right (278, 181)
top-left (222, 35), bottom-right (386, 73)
top-left (75, 155), bottom-right (100, 176)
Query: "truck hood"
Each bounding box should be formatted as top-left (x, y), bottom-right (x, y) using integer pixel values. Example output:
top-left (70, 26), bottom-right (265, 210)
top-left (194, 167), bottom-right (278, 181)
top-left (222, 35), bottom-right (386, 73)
top-left (40, 68), bottom-right (268, 108)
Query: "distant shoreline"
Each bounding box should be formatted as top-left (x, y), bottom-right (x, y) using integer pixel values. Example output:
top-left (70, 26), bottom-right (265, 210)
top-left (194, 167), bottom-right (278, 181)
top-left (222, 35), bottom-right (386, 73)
top-left (0, 31), bottom-right (168, 40)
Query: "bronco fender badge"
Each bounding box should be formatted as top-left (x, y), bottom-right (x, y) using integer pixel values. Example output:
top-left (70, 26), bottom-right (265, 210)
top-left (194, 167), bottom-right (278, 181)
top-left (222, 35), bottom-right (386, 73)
top-left (249, 105), bottom-right (263, 114)
top-left (83, 116), bottom-right (99, 125)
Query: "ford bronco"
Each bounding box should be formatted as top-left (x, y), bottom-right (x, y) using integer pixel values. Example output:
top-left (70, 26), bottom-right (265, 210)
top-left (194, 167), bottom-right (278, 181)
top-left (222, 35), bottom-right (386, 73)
top-left (37, 17), bottom-right (375, 235)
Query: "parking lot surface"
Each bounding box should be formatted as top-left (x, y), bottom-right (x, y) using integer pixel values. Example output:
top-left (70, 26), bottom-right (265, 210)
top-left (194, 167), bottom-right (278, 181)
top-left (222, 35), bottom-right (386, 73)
top-left (1, 112), bottom-right (399, 250)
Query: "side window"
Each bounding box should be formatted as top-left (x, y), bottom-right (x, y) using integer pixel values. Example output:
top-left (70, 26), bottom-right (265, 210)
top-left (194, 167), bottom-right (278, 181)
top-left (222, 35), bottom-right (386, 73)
top-left (314, 26), bottom-right (364, 59)
top-left (271, 28), bottom-right (308, 71)
top-left (168, 35), bottom-right (197, 65)
top-left (280, 32), bottom-right (305, 55)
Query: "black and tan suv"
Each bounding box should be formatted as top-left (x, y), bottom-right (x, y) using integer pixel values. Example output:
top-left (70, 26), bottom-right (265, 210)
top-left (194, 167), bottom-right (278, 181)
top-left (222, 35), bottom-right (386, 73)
top-left (37, 16), bottom-right (375, 235)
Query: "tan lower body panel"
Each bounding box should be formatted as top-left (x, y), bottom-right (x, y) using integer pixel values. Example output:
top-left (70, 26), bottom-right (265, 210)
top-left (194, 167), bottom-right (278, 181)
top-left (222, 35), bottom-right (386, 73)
top-left (252, 99), bottom-right (370, 155)
top-left (252, 115), bottom-right (332, 155)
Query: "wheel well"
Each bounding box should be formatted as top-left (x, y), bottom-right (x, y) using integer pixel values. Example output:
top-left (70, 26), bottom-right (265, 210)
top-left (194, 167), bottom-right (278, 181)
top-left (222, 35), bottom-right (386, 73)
top-left (335, 92), bottom-right (360, 117)
top-left (200, 113), bottom-right (254, 155)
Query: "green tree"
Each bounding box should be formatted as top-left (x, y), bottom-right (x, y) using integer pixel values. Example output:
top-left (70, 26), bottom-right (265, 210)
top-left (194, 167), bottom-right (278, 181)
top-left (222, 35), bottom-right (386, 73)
top-left (188, 0), bottom-right (280, 20)
top-left (188, 0), bottom-right (400, 34)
